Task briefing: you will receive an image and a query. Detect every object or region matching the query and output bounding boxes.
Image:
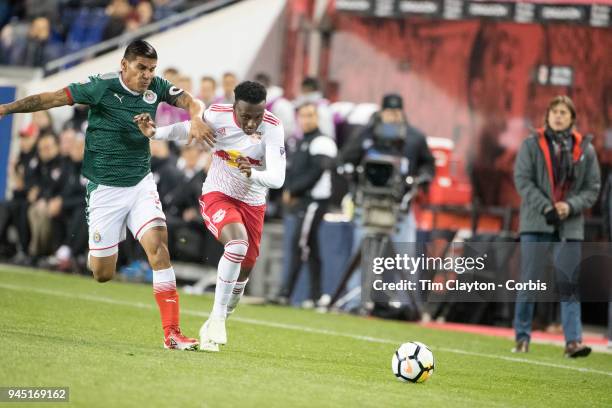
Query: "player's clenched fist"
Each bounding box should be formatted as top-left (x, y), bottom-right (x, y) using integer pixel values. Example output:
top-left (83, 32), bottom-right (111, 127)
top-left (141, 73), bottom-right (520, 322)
top-left (236, 156), bottom-right (252, 178)
top-left (133, 113), bottom-right (157, 138)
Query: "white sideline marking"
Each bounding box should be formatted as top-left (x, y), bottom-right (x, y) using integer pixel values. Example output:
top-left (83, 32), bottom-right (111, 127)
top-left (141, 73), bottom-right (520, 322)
top-left (1, 282), bottom-right (611, 378)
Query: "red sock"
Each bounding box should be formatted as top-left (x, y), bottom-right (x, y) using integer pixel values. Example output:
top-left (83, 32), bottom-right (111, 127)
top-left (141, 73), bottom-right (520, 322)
top-left (153, 268), bottom-right (179, 334)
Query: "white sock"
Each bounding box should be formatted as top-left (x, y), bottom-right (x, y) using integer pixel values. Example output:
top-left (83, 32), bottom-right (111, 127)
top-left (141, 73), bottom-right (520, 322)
top-left (211, 239), bottom-right (248, 318)
top-left (153, 266), bottom-right (177, 293)
top-left (227, 279), bottom-right (248, 314)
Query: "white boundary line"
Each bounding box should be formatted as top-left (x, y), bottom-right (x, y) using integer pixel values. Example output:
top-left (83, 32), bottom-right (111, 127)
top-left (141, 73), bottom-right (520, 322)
top-left (1, 282), bottom-right (611, 378)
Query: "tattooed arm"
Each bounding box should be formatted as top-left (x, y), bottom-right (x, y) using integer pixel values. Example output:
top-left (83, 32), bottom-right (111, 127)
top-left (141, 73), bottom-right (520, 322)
top-left (174, 92), bottom-right (215, 147)
top-left (0, 89), bottom-right (71, 119)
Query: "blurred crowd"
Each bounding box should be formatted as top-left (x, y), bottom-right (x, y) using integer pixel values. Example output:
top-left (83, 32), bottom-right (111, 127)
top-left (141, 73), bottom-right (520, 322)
top-left (0, 0), bottom-right (210, 68)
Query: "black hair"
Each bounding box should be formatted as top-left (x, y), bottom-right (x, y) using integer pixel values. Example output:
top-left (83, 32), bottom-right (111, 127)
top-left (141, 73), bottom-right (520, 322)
top-left (234, 81), bottom-right (267, 104)
top-left (39, 131), bottom-right (59, 143)
top-left (124, 40), bottom-right (158, 61)
top-left (301, 77), bottom-right (320, 92)
top-left (254, 72), bottom-right (271, 88)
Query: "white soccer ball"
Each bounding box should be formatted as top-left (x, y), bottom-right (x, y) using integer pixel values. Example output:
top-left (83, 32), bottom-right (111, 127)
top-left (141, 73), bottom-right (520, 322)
top-left (391, 341), bottom-right (435, 383)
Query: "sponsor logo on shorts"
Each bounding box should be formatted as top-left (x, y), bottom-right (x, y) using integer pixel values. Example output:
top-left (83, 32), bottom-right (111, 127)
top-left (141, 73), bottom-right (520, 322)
top-left (93, 231), bottom-right (102, 243)
top-left (143, 90), bottom-right (157, 104)
top-left (212, 209), bottom-right (226, 224)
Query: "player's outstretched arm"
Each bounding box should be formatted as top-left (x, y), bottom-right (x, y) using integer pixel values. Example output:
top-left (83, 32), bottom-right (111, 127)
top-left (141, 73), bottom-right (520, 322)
top-left (174, 93), bottom-right (215, 147)
top-left (0, 89), bottom-right (71, 119)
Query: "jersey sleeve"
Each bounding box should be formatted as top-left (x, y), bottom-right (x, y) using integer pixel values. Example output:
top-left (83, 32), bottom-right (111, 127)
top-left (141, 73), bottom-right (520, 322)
top-left (203, 106), bottom-right (219, 131)
top-left (153, 121), bottom-right (191, 143)
top-left (250, 123), bottom-right (286, 189)
top-left (66, 75), bottom-right (107, 106)
top-left (157, 76), bottom-right (185, 107)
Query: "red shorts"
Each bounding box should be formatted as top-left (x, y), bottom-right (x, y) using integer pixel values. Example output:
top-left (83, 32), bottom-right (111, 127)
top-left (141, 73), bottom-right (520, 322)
top-left (199, 191), bottom-right (266, 268)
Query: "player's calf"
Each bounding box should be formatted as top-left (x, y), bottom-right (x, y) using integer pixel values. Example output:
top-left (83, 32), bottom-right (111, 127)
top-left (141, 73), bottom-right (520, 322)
top-left (211, 239), bottom-right (249, 318)
top-left (140, 226), bottom-right (171, 270)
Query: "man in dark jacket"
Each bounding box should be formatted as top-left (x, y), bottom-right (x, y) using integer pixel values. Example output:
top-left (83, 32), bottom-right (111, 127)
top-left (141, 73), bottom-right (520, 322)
top-left (0, 124), bottom-right (39, 261)
top-left (164, 145), bottom-right (213, 264)
top-left (513, 95), bottom-right (600, 358)
top-left (49, 134), bottom-right (88, 271)
top-left (279, 103), bottom-right (338, 306)
top-left (27, 132), bottom-right (67, 257)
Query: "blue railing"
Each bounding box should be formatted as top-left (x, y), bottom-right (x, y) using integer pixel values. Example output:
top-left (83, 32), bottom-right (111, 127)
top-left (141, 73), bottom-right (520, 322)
top-left (44, 0), bottom-right (242, 75)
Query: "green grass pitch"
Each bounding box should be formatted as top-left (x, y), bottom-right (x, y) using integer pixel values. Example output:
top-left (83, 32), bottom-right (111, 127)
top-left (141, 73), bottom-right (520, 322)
top-left (1, 266), bottom-right (611, 407)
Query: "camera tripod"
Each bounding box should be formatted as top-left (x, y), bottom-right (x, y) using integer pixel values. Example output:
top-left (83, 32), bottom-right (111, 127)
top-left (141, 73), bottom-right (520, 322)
top-left (328, 192), bottom-right (420, 312)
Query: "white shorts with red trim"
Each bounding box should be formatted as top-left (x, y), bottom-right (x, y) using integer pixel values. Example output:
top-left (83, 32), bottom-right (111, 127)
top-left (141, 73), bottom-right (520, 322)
top-left (87, 173), bottom-right (166, 257)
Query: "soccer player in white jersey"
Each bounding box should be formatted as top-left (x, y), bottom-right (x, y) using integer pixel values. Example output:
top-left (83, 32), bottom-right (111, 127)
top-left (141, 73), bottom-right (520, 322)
top-left (134, 81), bottom-right (286, 351)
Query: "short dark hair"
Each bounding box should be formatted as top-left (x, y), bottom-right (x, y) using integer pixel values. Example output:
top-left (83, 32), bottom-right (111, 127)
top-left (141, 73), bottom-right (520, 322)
top-left (254, 72), bottom-right (271, 88)
top-left (124, 40), bottom-right (157, 61)
top-left (39, 131), bottom-right (58, 144)
top-left (234, 81), bottom-right (267, 104)
top-left (301, 77), bottom-right (320, 92)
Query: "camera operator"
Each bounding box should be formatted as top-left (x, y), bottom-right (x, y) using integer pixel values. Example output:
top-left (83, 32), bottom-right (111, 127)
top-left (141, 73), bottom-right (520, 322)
top-left (341, 93), bottom-right (434, 234)
top-left (343, 93), bottom-right (433, 181)
top-left (339, 93), bottom-right (434, 317)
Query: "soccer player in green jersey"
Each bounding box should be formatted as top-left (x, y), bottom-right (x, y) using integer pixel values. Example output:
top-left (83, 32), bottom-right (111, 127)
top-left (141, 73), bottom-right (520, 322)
top-left (0, 40), bottom-right (215, 350)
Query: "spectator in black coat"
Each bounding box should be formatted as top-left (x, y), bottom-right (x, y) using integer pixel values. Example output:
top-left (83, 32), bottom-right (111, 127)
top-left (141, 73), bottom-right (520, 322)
top-left (27, 132), bottom-right (67, 257)
top-left (0, 123), bottom-right (39, 261)
top-left (50, 134), bottom-right (88, 271)
top-left (165, 145), bottom-right (217, 264)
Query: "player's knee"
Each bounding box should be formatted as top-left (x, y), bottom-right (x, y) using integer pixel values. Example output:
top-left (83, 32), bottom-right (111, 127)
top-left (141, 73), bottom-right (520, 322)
top-left (224, 239), bottom-right (249, 263)
top-left (91, 265), bottom-right (115, 283)
top-left (93, 273), bottom-right (112, 283)
top-left (221, 223), bottom-right (248, 244)
top-left (89, 256), bottom-right (116, 283)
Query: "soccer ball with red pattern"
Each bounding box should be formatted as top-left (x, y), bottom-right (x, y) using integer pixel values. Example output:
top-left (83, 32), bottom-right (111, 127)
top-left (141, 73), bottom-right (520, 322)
top-left (391, 341), bottom-right (435, 383)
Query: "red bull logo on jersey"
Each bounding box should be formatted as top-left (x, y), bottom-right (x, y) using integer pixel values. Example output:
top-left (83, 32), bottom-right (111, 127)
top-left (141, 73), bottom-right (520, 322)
top-left (215, 149), bottom-right (262, 168)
